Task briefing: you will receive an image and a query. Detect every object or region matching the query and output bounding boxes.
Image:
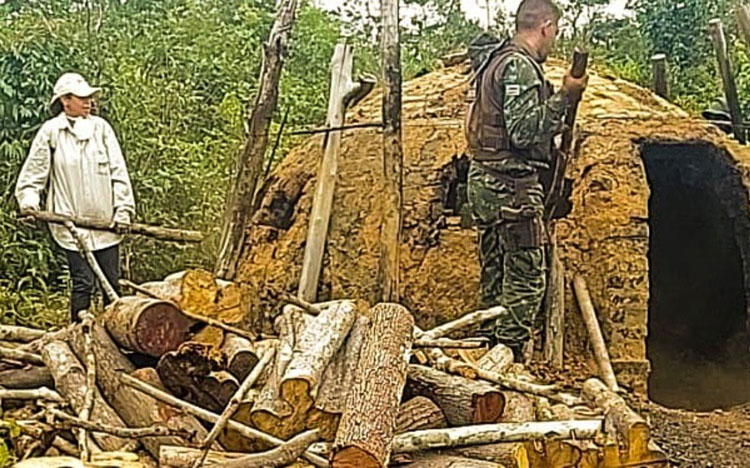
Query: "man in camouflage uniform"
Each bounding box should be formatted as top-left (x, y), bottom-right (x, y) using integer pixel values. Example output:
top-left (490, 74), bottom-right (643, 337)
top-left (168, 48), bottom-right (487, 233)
top-left (465, 0), bottom-right (588, 357)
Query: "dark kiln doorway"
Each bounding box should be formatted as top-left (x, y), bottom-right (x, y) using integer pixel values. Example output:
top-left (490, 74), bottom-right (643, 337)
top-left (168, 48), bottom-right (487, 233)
top-left (642, 143), bottom-right (750, 410)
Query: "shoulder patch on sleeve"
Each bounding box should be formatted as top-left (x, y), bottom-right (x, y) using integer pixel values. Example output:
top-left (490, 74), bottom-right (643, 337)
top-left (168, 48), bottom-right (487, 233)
top-left (506, 84), bottom-right (521, 96)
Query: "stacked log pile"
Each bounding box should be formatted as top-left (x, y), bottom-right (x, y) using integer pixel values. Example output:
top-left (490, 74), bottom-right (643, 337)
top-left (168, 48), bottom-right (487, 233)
top-left (0, 269), bottom-right (668, 468)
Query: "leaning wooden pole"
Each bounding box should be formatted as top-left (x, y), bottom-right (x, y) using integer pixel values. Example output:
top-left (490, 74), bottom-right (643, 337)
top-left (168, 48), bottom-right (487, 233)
top-left (709, 18), bottom-right (746, 144)
top-left (543, 239), bottom-right (564, 369)
top-left (651, 53), bottom-right (669, 99)
top-left (572, 275), bottom-right (619, 391)
top-left (215, 0), bottom-right (299, 280)
top-left (297, 44), bottom-right (358, 302)
top-left (736, 4), bottom-right (750, 49)
top-left (376, 0), bottom-right (404, 302)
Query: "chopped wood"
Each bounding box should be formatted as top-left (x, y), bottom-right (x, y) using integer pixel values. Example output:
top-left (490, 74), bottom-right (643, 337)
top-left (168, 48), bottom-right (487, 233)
top-left (0, 387), bottom-right (63, 402)
top-left (395, 396), bottom-right (447, 434)
top-left (391, 419), bottom-right (603, 453)
top-left (0, 344), bottom-right (44, 365)
top-left (417, 306), bottom-right (508, 341)
top-left (67, 322), bottom-right (208, 458)
top-left (397, 453), bottom-right (505, 468)
top-left (582, 378), bottom-right (650, 461)
top-left (221, 333), bottom-right (258, 381)
top-left (0, 325), bottom-right (45, 343)
top-left (572, 275), bottom-right (619, 391)
top-left (120, 372), bottom-right (329, 468)
top-left (476, 344), bottom-right (514, 374)
top-left (102, 296), bottom-right (193, 357)
top-left (332, 303), bottom-right (414, 468)
top-left (406, 365), bottom-right (505, 426)
top-left (0, 366), bottom-right (53, 389)
top-left (193, 347), bottom-right (274, 467)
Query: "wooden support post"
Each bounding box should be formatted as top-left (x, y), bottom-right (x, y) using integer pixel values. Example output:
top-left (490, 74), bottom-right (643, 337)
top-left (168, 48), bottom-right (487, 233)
top-left (376, 0), bottom-right (404, 302)
top-left (298, 44), bottom-right (364, 302)
top-left (709, 18), bottom-right (746, 144)
top-left (215, 0), bottom-right (299, 280)
top-left (543, 240), bottom-right (564, 369)
top-left (572, 275), bottom-right (619, 391)
top-left (651, 54), bottom-right (669, 99)
top-left (737, 4), bottom-right (750, 49)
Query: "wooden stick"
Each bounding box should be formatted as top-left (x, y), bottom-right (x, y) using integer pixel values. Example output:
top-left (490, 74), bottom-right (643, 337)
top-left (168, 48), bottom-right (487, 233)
top-left (79, 313), bottom-right (97, 461)
top-left (417, 306), bottom-right (508, 341)
top-left (26, 209), bottom-right (202, 243)
top-left (119, 372), bottom-right (329, 467)
top-left (45, 407), bottom-right (188, 439)
top-left (651, 54), bottom-right (669, 99)
top-left (298, 43), bottom-right (362, 302)
top-left (543, 239), bottom-right (565, 369)
top-left (289, 121), bottom-right (382, 135)
top-left (215, 429), bottom-right (320, 468)
top-left (709, 18), bottom-right (746, 143)
top-left (377, 0), bottom-right (404, 303)
top-left (413, 338), bottom-right (488, 349)
top-left (65, 221), bottom-right (119, 303)
top-left (119, 278), bottom-right (258, 341)
top-left (737, 5), bottom-right (750, 50)
top-left (392, 419), bottom-right (603, 453)
top-left (0, 325), bottom-right (45, 343)
top-left (0, 366), bottom-right (53, 389)
top-left (0, 387), bottom-right (63, 402)
top-left (0, 344), bottom-right (44, 365)
top-left (572, 275), bottom-right (619, 391)
top-left (279, 292), bottom-right (322, 314)
top-left (193, 348), bottom-right (275, 467)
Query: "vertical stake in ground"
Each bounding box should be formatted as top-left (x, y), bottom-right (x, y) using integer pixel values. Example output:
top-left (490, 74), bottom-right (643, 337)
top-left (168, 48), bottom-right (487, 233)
top-left (651, 54), bottom-right (669, 100)
top-left (708, 18), bottom-right (746, 144)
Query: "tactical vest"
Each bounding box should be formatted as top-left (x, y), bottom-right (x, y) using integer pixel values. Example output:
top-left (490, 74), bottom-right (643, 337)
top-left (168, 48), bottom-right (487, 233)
top-left (465, 42), bottom-right (552, 161)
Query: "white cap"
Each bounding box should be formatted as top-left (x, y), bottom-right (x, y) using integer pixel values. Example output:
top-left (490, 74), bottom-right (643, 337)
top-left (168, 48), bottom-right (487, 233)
top-left (50, 72), bottom-right (101, 107)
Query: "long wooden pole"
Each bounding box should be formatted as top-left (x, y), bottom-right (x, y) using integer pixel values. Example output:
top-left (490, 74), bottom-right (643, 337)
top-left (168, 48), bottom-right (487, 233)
top-left (377, 0), bottom-right (404, 302)
top-left (572, 275), bottom-right (619, 391)
top-left (736, 4), bottom-right (750, 49)
top-left (215, 0), bottom-right (299, 280)
top-left (26, 210), bottom-right (202, 243)
top-left (709, 18), bottom-right (746, 144)
top-left (65, 221), bottom-right (119, 303)
top-left (543, 240), bottom-right (564, 369)
top-left (651, 53), bottom-right (669, 99)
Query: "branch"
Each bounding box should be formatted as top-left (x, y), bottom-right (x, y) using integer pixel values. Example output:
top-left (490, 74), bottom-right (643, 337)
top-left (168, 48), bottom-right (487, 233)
top-left (0, 344), bottom-right (44, 365)
top-left (0, 387), bottom-right (64, 402)
top-left (45, 407), bottom-right (190, 439)
top-left (216, 429), bottom-right (321, 468)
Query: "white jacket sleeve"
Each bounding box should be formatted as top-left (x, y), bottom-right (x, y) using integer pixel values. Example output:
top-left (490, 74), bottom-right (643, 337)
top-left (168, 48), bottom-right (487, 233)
top-left (103, 122), bottom-right (136, 219)
top-left (15, 125), bottom-right (52, 211)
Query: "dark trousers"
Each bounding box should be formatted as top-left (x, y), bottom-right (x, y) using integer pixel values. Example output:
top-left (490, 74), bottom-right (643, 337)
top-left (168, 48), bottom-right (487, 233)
top-left (65, 244), bottom-right (120, 322)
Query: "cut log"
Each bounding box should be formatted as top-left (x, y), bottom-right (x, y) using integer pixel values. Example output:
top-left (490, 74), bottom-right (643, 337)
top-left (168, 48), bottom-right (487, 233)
top-left (395, 396), bottom-right (447, 434)
top-left (0, 325), bottom-right (45, 343)
top-left (582, 378), bottom-right (650, 461)
top-left (307, 314), bottom-right (369, 440)
top-left (399, 453), bottom-right (505, 468)
top-left (0, 365), bottom-right (53, 389)
top-left (406, 365), bottom-right (505, 426)
top-left (332, 303), bottom-right (414, 468)
top-left (156, 342), bottom-right (227, 413)
top-left (573, 275), bottom-right (619, 391)
top-left (221, 333), bottom-right (258, 381)
top-left (204, 371), bottom-right (240, 408)
top-left (40, 340), bottom-right (130, 451)
top-left (543, 242), bottom-right (564, 369)
top-left (441, 443), bottom-right (527, 466)
top-left (102, 296), bottom-right (193, 357)
top-left (392, 420), bottom-right (603, 453)
top-left (476, 344), bottom-right (513, 374)
top-left (498, 392), bottom-right (535, 423)
top-left (67, 322), bottom-right (209, 458)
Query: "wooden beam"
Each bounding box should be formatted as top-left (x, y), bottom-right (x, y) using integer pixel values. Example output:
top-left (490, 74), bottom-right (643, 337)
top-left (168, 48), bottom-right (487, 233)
top-left (376, 0), bottom-right (404, 302)
top-left (709, 18), bottom-right (746, 144)
top-left (215, 0), bottom-right (299, 279)
top-left (651, 53), bottom-right (669, 99)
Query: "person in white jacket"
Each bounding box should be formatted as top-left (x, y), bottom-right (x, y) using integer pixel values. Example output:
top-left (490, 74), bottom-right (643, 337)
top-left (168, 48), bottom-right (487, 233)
top-left (15, 72), bottom-right (135, 322)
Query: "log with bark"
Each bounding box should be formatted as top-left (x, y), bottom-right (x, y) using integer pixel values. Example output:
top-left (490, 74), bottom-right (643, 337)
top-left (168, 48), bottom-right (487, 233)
top-left (476, 344), bottom-right (513, 374)
top-left (0, 365), bottom-right (53, 389)
top-left (156, 342), bottom-right (229, 413)
top-left (0, 325), bottom-right (45, 343)
top-left (102, 296), bottom-right (194, 357)
top-left (67, 322), bottom-right (209, 458)
top-left (40, 340), bottom-right (130, 452)
top-left (332, 303), bottom-right (414, 468)
top-left (0, 344), bottom-right (44, 365)
top-left (438, 443), bottom-right (527, 466)
top-left (395, 396), bottom-right (447, 434)
top-left (221, 333), bottom-right (258, 381)
top-left (406, 365), bottom-right (505, 426)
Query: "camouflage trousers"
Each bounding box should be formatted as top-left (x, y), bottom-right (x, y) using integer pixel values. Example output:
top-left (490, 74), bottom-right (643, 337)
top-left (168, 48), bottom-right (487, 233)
top-left (467, 160), bottom-right (546, 355)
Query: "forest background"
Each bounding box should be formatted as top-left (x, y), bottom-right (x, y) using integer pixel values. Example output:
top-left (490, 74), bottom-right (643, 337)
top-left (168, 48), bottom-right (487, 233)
top-left (1, 0), bottom-right (748, 329)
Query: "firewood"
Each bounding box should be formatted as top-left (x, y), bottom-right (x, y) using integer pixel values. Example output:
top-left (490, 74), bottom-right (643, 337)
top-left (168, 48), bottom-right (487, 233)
top-left (119, 373), bottom-right (329, 467)
top-left (582, 378), bottom-right (649, 461)
top-left (476, 344), bottom-right (513, 374)
top-left (0, 366), bottom-right (53, 389)
top-left (102, 296), bottom-right (194, 357)
top-left (67, 322), bottom-right (208, 458)
top-left (0, 325), bottom-right (45, 343)
top-left (221, 333), bottom-right (258, 381)
top-left (398, 453), bottom-right (505, 467)
top-left (306, 315), bottom-right (369, 440)
top-left (406, 365), bottom-right (505, 426)
top-left (395, 396), bottom-right (447, 434)
top-left (391, 420), bottom-right (603, 453)
top-left (40, 340), bottom-right (130, 451)
top-left (0, 344), bottom-right (44, 365)
top-left (332, 303), bottom-right (414, 468)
